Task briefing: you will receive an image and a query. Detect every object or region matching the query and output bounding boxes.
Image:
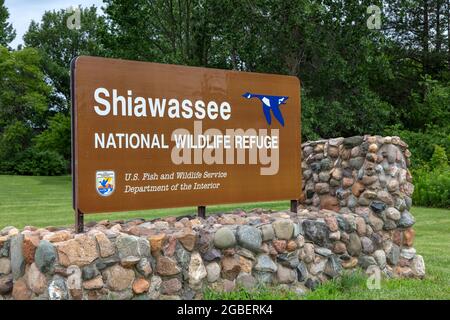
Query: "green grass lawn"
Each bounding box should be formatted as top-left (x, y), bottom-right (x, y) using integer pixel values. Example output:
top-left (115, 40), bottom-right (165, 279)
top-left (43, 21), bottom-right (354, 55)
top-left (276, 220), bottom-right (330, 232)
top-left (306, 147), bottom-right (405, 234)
top-left (0, 175), bottom-right (290, 229)
top-left (0, 175), bottom-right (449, 299)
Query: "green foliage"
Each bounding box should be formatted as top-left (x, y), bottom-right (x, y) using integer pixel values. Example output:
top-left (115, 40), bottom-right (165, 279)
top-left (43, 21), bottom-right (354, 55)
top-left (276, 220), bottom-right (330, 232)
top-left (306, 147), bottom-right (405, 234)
top-left (0, 0), bottom-right (15, 47)
top-left (411, 146), bottom-right (450, 208)
top-left (0, 46), bottom-right (51, 130)
top-left (0, 121), bottom-right (33, 173)
top-left (14, 149), bottom-right (67, 176)
top-left (0, 120), bottom-right (67, 175)
top-left (429, 145), bottom-right (449, 169)
top-left (24, 6), bottom-right (108, 112)
top-left (384, 125), bottom-right (450, 168)
top-left (408, 77), bottom-right (450, 130)
top-left (302, 88), bottom-right (394, 141)
top-left (0, 46), bottom-right (59, 174)
top-left (412, 168), bottom-right (450, 208)
top-left (34, 114), bottom-right (71, 160)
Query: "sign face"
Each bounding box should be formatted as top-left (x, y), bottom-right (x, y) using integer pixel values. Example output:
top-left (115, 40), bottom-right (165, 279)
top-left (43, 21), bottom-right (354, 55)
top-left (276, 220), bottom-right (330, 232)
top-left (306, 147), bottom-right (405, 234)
top-left (71, 56), bottom-right (301, 214)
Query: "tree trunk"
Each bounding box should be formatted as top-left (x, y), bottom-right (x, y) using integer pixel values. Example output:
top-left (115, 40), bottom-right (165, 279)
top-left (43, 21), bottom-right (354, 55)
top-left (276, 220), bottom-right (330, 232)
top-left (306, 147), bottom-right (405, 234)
top-left (436, 0), bottom-right (442, 52)
top-left (448, 0), bottom-right (450, 70)
top-left (422, 0), bottom-right (430, 74)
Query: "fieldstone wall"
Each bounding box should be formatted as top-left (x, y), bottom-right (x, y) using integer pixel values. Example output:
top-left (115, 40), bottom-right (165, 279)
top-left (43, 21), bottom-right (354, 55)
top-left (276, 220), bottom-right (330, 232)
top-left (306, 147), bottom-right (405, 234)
top-left (300, 135), bottom-right (414, 216)
top-left (0, 135), bottom-right (425, 300)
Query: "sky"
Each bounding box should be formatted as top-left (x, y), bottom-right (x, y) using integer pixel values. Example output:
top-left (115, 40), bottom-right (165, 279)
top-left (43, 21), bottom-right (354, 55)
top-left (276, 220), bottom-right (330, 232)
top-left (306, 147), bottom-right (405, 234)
top-left (5, 0), bottom-right (104, 49)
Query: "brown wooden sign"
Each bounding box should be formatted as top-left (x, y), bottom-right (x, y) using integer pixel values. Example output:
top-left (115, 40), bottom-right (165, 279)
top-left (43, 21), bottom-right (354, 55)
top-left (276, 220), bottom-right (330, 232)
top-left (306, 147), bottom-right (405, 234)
top-left (71, 56), bottom-right (301, 220)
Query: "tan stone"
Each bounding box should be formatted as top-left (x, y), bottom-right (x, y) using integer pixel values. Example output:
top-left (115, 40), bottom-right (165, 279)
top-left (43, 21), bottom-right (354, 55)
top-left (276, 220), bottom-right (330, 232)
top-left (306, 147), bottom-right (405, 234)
top-left (177, 231), bottom-right (196, 251)
top-left (368, 144), bottom-right (378, 153)
top-left (361, 175), bottom-right (378, 185)
top-left (163, 236), bottom-right (177, 257)
top-left (352, 182), bottom-right (365, 197)
top-left (156, 256), bottom-right (180, 276)
top-left (342, 257), bottom-right (358, 269)
top-left (55, 234), bottom-right (98, 267)
top-left (368, 213), bottom-right (384, 232)
top-left (238, 256), bottom-right (253, 273)
top-left (104, 265), bottom-right (135, 291)
top-left (355, 217), bottom-right (367, 236)
top-left (83, 275), bottom-right (104, 290)
top-left (26, 263), bottom-right (47, 295)
top-left (12, 277), bottom-right (32, 300)
top-left (149, 234), bottom-right (166, 256)
top-left (333, 241), bottom-right (347, 254)
top-left (0, 257), bottom-right (11, 275)
top-left (328, 146), bottom-right (339, 158)
top-left (94, 232), bottom-right (115, 258)
top-left (132, 278), bottom-right (150, 294)
top-left (43, 230), bottom-right (72, 243)
top-left (221, 256), bottom-right (241, 280)
top-left (190, 219), bottom-right (201, 227)
top-left (320, 195), bottom-right (340, 212)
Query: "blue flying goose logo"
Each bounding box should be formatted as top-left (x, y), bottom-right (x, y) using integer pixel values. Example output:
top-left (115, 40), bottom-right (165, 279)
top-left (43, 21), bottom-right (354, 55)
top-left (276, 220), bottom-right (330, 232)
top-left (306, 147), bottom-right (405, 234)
top-left (242, 92), bottom-right (288, 126)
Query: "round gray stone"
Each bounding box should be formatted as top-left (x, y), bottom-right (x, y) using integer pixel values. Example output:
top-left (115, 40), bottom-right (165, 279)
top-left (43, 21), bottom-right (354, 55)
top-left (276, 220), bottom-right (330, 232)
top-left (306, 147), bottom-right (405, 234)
top-left (347, 233), bottom-right (362, 256)
top-left (254, 254), bottom-right (277, 272)
top-left (213, 227), bottom-right (236, 249)
top-left (386, 207), bottom-right (401, 221)
top-left (260, 224), bottom-right (275, 241)
top-left (398, 211), bottom-right (415, 228)
top-left (35, 240), bottom-right (57, 274)
top-left (361, 237), bottom-right (374, 254)
top-left (373, 250), bottom-right (386, 269)
top-left (386, 244), bottom-right (400, 265)
top-left (237, 226), bottom-right (262, 252)
top-left (272, 219), bottom-right (294, 240)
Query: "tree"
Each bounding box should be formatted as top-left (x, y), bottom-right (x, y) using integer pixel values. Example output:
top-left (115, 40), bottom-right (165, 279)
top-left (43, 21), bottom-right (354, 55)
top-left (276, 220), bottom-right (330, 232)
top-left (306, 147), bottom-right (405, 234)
top-left (0, 46), bottom-right (50, 131)
top-left (24, 6), bottom-right (108, 113)
top-left (0, 0), bottom-right (15, 47)
top-left (0, 46), bottom-right (54, 174)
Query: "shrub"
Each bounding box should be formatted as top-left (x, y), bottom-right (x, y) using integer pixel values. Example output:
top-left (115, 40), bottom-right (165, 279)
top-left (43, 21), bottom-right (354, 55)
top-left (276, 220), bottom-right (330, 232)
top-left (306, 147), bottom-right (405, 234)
top-left (411, 146), bottom-right (450, 208)
top-left (14, 149), bottom-right (68, 176)
top-left (384, 125), bottom-right (450, 168)
top-left (34, 113), bottom-right (71, 160)
top-left (429, 145), bottom-right (449, 169)
top-left (412, 168), bottom-right (450, 208)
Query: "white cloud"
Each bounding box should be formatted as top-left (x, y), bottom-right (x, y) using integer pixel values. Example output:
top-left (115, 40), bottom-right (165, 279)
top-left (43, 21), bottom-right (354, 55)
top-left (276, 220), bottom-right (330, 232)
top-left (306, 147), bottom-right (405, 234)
top-left (5, 0), bottom-right (104, 49)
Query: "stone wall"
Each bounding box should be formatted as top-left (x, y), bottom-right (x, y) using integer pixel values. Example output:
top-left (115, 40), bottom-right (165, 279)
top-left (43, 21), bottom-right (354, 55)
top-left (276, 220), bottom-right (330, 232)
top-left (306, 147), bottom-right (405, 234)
top-left (300, 135), bottom-right (414, 216)
top-left (0, 135), bottom-right (425, 300)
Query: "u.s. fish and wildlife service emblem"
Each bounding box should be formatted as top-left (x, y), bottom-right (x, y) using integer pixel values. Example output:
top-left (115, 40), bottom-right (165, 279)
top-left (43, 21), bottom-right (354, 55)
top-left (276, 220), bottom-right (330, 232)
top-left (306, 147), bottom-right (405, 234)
top-left (96, 171), bottom-right (115, 197)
